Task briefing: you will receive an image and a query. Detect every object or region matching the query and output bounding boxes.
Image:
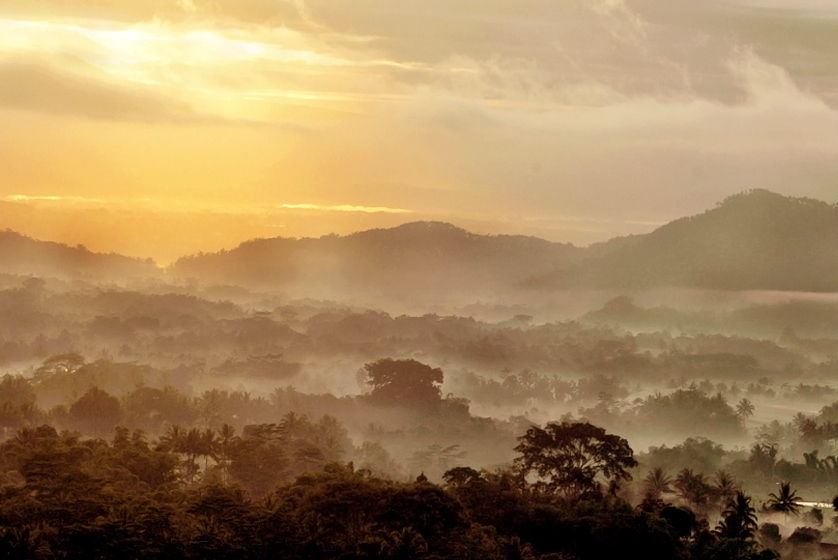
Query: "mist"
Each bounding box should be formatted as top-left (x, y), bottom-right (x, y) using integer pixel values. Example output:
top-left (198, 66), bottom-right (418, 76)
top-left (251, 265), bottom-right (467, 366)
top-left (4, 0), bottom-right (838, 554)
top-left (0, 191), bottom-right (835, 556)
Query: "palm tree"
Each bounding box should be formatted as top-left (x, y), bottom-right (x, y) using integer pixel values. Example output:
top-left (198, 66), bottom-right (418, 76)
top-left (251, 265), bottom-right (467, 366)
top-left (216, 423), bottom-right (236, 481)
top-left (160, 425), bottom-right (185, 452)
top-left (675, 469), bottom-right (713, 513)
top-left (736, 398), bottom-right (755, 420)
top-left (713, 470), bottom-right (739, 514)
top-left (716, 491), bottom-right (758, 540)
top-left (181, 428), bottom-right (203, 484)
top-left (279, 411), bottom-right (307, 440)
top-left (768, 481), bottom-right (801, 523)
top-left (642, 467), bottom-right (673, 502)
top-left (200, 428), bottom-right (218, 472)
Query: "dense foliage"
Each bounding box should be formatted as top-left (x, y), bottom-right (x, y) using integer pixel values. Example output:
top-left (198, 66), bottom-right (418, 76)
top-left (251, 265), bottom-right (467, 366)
top-left (0, 422), bottom-right (784, 560)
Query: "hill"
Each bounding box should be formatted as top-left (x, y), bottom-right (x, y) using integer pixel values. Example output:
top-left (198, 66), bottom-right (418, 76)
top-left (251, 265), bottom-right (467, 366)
top-left (534, 189), bottom-right (838, 291)
top-left (170, 221), bottom-right (582, 296)
top-left (0, 230), bottom-right (160, 281)
top-left (3, 189), bottom-right (837, 294)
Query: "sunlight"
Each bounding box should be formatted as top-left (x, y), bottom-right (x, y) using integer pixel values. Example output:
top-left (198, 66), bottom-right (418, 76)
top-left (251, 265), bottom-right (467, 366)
top-left (279, 203), bottom-right (412, 214)
top-left (0, 17), bottom-right (375, 121)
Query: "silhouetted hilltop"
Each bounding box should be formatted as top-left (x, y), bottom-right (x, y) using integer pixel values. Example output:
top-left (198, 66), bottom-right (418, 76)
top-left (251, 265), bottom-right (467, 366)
top-left (0, 230), bottom-right (159, 280)
top-left (4, 190), bottom-right (838, 293)
top-left (170, 221), bottom-right (581, 294)
top-left (531, 189), bottom-right (838, 291)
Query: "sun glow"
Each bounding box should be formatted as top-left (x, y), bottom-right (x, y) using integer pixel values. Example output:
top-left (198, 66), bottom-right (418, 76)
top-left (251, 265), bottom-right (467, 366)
top-left (279, 203), bottom-right (411, 214)
top-left (0, 16), bottom-right (399, 122)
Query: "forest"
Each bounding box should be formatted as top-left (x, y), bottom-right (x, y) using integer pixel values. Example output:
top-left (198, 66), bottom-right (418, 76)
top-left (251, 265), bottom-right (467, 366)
top-left (1, 193), bottom-right (838, 558)
top-left (0, 275), bottom-right (838, 558)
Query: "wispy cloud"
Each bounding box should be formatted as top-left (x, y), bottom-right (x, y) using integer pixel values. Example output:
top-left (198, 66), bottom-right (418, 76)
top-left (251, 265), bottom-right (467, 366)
top-left (5, 0), bottom-right (838, 252)
top-left (279, 203), bottom-right (411, 214)
top-left (6, 194), bottom-right (106, 203)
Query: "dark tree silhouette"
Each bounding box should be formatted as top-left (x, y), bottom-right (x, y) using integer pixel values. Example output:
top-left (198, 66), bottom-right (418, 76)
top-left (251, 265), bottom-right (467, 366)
top-left (768, 481), bottom-right (801, 521)
top-left (674, 469), bottom-right (714, 513)
top-left (736, 398), bottom-right (755, 421)
top-left (68, 387), bottom-right (121, 437)
top-left (513, 421), bottom-right (636, 501)
top-left (716, 491), bottom-right (758, 540)
top-left (364, 359), bottom-right (444, 408)
top-left (642, 467), bottom-right (673, 502)
top-left (713, 470), bottom-right (738, 513)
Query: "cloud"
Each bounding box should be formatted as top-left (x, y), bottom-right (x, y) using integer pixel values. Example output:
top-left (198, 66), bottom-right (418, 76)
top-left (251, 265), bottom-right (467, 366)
top-left (5, 0), bottom-right (838, 248)
top-left (279, 203), bottom-right (411, 214)
top-left (0, 0), bottom-right (310, 26)
top-left (6, 194), bottom-right (107, 204)
top-left (255, 41), bottom-right (838, 240)
top-left (0, 55), bottom-right (201, 121)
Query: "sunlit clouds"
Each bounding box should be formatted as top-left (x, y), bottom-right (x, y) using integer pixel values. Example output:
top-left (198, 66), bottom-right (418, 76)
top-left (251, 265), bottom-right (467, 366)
top-left (3, 0), bottom-right (838, 262)
top-left (279, 204), bottom-right (411, 214)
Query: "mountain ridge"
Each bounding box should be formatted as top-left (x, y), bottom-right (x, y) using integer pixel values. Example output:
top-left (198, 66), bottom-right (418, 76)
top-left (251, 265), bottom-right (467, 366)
top-left (2, 189), bottom-right (837, 293)
top-left (541, 189), bottom-right (838, 291)
top-left (0, 229), bottom-right (161, 281)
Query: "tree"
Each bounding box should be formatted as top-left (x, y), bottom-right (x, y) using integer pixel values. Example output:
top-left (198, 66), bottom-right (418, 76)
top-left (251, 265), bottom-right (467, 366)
top-left (513, 421), bottom-right (636, 501)
top-left (674, 469), bottom-right (714, 513)
top-left (68, 387), bottom-right (121, 437)
top-left (736, 398), bottom-right (755, 421)
top-left (642, 467), bottom-right (673, 502)
top-left (228, 436), bottom-right (287, 497)
top-left (364, 359), bottom-right (443, 408)
top-left (380, 527), bottom-right (428, 560)
top-left (749, 443), bottom-right (778, 477)
top-left (716, 491), bottom-right (758, 540)
top-left (767, 481), bottom-right (800, 521)
top-left (713, 470), bottom-right (739, 513)
top-left (409, 444), bottom-right (466, 479)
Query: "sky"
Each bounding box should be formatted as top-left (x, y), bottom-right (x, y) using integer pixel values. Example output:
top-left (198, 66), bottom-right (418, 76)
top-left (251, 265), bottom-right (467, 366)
top-left (3, 0), bottom-right (838, 263)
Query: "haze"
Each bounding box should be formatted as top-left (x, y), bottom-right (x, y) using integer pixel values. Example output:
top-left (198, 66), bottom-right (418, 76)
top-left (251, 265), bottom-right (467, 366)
top-left (3, 0), bottom-right (838, 261)
top-left (3, 2), bottom-right (838, 558)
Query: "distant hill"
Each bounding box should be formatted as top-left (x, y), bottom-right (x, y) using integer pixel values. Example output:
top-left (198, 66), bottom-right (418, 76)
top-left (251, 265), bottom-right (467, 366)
top-left (5, 189), bottom-right (838, 293)
top-left (170, 221), bottom-right (582, 296)
top-left (0, 230), bottom-right (160, 281)
top-left (529, 189), bottom-right (838, 291)
top-left (170, 191), bottom-right (838, 294)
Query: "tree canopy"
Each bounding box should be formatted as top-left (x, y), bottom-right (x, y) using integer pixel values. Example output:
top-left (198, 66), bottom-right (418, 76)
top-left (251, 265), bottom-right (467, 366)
top-left (513, 421), bottom-right (637, 501)
top-left (364, 358), bottom-right (444, 408)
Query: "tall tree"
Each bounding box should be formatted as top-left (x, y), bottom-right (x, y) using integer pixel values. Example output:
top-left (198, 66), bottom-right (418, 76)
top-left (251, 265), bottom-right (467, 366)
top-left (713, 470), bottom-right (739, 513)
top-left (674, 469), bottom-right (713, 513)
top-left (736, 398), bottom-right (755, 421)
top-left (513, 421), bottom-right (636, 501)
top-left (716, 491), bottom-right (758, 540)
top-left (68, 387), bottom-right (122, 437)
top-left (767, 481), bottom-right (801, 522)
top-left (642, 467), bottom-right (673, 502)
top-left (364, 359), bottom-right (444, 408)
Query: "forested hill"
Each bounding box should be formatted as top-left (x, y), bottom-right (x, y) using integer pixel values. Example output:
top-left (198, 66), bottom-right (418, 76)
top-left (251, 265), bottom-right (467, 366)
top-left (0, 230), bottom-right (160, 281)
top-left (170, 190), bottom-right (838, 293)
top-left (2, 189), bottom-right (838, 292)
top-left (532, 189), bottom-right (838, 291)
top-left (169, 221), bottom-right (582, 295)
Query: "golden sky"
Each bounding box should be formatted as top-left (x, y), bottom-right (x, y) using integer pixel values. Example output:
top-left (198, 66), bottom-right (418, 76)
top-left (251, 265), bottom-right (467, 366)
top-left (3, 0), bottom-right (838, 263)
